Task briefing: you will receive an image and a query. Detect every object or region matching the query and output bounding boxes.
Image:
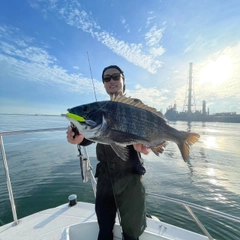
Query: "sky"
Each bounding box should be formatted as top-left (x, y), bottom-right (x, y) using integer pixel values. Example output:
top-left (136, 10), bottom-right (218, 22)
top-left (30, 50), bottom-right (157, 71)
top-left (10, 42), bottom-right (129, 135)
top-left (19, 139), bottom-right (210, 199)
top-left (0, 0), bottom-right (240, 115)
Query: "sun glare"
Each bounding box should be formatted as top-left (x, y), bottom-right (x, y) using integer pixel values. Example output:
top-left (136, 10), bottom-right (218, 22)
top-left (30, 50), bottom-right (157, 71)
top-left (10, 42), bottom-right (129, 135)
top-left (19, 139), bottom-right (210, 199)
top-left (199, 55), bottom-right (232, 85)
top-left (203, 136), bottom-right (218, 149)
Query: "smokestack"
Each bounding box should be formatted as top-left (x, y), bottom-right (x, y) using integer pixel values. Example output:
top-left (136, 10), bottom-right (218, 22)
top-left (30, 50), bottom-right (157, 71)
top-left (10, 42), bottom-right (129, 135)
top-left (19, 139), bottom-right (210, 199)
top-left (187, 62), bottom-right (193, 114)
top-left (202, 100), bottom-right (206, 114)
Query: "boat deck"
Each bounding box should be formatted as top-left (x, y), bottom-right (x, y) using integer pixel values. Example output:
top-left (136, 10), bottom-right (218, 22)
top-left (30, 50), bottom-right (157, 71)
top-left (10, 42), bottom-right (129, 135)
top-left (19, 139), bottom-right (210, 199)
top-left (0, 201), bottom-right (208, 240)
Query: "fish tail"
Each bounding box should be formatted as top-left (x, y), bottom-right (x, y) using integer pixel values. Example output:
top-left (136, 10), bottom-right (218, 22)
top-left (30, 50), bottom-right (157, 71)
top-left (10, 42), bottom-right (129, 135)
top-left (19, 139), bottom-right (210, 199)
top-left (178, 132), bottom-right (200, 162)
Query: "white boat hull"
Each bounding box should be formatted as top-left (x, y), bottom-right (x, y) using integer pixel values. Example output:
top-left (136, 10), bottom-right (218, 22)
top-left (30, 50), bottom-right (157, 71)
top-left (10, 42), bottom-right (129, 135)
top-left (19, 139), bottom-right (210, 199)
top-left (0, 201), bottom-right (208, 240)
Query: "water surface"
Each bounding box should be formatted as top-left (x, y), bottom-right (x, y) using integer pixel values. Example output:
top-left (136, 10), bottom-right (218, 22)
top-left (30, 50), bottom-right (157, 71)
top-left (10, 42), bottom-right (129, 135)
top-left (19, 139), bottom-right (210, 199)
top-left (0, 115), bottom-right (239, 239)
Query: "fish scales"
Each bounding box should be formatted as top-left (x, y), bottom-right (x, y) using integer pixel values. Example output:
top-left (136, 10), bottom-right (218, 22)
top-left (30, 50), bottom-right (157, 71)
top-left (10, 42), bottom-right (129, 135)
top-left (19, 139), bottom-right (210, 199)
top-left (103, 101), bottom-right (177, 145)
top-left (103, 102), bottom-right (153, 137)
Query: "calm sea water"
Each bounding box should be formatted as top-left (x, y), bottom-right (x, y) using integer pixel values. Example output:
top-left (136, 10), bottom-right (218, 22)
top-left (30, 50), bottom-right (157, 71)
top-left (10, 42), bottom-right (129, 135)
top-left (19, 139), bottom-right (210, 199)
top-left (0, 114), bottom-right (239, 240)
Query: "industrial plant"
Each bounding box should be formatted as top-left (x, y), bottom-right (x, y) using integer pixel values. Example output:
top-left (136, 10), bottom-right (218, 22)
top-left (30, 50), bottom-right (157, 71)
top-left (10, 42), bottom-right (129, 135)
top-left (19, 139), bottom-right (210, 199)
top-left (164, 63), bottom-right (240, 123)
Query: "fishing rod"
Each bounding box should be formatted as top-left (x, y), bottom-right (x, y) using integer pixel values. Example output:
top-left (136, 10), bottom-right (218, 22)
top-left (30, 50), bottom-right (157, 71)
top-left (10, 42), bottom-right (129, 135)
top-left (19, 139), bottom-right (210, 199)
top-left (76, 52), bottom-right (97, 185)
top-left (87, 51), bottom-right (97, 101)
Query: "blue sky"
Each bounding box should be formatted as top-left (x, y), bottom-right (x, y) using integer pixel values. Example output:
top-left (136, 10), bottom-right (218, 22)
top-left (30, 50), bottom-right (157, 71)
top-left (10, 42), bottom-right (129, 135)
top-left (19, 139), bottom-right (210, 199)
top-left (0, 0), bottom-right (240, 115)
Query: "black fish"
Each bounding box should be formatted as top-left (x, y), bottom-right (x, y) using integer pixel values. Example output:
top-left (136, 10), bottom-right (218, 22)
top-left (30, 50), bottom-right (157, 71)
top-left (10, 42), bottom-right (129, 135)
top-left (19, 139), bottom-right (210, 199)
top-left (66, 95), bottom-right (200, 161)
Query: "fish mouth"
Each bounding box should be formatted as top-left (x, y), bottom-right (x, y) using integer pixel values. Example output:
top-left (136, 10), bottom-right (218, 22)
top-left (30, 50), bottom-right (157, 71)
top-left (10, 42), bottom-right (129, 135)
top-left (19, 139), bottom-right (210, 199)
top-left (66, 112), bottom-right (86, 122)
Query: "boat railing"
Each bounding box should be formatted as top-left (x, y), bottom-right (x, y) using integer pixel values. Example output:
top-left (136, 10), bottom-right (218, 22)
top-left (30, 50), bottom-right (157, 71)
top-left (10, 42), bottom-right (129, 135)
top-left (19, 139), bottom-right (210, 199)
top-left (0, 128), bottom-right (66, 226)
top-left (1, 128), bottom-right (240, 240)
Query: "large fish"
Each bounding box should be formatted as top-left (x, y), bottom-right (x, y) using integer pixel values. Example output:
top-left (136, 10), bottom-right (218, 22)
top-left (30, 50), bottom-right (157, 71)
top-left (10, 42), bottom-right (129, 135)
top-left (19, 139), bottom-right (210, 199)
top-left (66, 95), bottom-right (200, 162)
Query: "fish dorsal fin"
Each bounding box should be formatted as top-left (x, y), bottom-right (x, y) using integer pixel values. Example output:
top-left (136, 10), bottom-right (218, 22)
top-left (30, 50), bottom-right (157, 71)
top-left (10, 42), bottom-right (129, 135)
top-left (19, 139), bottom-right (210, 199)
top-left (111, 94), bottom-right (164, 117)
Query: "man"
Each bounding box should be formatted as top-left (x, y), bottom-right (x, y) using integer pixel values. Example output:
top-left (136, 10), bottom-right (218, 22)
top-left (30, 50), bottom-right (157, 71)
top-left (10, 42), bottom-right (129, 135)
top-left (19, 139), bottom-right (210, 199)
top-left (67, 65), bottom-right (150, 240)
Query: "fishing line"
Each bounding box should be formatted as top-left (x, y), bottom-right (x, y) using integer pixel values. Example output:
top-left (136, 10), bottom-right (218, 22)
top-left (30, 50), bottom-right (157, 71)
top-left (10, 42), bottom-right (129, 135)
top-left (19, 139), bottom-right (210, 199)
top-left (87, 51), bottom-right (97, 102)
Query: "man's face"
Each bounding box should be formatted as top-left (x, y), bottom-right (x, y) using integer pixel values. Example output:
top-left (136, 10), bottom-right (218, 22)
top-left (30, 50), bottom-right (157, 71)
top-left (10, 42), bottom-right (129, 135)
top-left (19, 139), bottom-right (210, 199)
top-left (103, 68), bottom-right (124, 96)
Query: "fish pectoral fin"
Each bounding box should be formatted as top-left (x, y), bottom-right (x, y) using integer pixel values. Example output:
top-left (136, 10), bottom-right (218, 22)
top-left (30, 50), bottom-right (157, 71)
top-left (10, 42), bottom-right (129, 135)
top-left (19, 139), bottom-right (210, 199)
top-left (108, 130), bottom-right (148, 145)
top-left (110, 143), bottom-right (129, 161)
top-left (151, 141), bottom-right (169, 156)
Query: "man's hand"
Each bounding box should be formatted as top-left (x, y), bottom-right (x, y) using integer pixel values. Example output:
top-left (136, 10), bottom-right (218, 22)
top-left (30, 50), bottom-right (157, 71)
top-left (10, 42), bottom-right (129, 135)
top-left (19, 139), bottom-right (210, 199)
top-left (66, 126), bottom-right (84, 144)
top-left (133, 143), bottom-right (151, 155)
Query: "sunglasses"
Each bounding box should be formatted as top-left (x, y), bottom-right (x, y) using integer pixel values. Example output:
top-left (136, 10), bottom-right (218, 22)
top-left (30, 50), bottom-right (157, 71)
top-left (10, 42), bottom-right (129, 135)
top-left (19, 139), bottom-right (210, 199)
top-left (103, 73), bottom-right (121, 82)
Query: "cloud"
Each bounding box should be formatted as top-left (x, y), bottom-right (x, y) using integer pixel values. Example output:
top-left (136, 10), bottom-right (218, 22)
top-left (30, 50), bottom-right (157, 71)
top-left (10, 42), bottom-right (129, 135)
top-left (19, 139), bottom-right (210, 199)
top-left (120, 16), bottom-right (130, 33)
top-left (0, 25), bottom-right (105, 95)
top-left (145, 25), bottom-right (164, 47)
top-left (146, 12), bottom-right (156, 28)
top-left (183, 35), bottom-right (219, 55)
top-left (121, 17), bottom-right (126, 25)
top-left (2, 43), bottom-right (57, 66)
top-left (73, 66), bottom-right (80, 70)
top-left (126, 84), bottom-right (168, 111)
top-left (34, 0), bottom-right (165, 73)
